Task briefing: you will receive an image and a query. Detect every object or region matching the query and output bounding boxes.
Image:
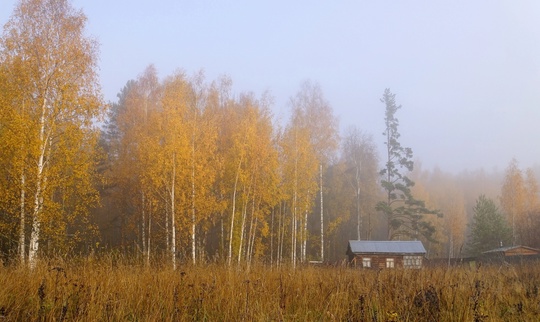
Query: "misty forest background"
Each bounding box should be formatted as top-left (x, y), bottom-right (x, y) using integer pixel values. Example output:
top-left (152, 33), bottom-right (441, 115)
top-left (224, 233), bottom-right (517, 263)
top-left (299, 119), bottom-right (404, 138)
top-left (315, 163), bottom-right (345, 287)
top-left (1, 0), bottom-right (540, 268)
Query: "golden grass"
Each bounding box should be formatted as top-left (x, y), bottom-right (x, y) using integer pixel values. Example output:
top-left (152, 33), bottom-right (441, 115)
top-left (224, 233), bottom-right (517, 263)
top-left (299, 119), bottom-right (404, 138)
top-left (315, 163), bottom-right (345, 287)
top-left (1, 257), bottom-right (539, 321)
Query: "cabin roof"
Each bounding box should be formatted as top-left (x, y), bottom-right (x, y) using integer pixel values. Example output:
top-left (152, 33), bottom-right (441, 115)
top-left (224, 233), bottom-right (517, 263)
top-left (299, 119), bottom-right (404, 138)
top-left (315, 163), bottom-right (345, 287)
top-left (482, 245), bottom-right (540, 255)
top-left (348, 240), bottom-right (426, 255)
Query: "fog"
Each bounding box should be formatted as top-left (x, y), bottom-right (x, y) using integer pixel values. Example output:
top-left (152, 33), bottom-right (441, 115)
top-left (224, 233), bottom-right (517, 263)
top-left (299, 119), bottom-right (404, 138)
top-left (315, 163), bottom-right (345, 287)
top-left (2, 0), bottom-right (539, 173)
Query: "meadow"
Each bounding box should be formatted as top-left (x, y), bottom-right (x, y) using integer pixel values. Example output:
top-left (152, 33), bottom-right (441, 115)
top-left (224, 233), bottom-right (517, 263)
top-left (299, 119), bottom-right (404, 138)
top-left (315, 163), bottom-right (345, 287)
top-left (1, 256), bottom-right (539, 321)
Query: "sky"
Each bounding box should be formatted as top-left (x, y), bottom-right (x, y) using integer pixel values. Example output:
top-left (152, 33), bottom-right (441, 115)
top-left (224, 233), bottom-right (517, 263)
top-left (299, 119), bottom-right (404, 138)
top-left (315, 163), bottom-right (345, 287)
top-left (2, 0), bottom-right (540, 174)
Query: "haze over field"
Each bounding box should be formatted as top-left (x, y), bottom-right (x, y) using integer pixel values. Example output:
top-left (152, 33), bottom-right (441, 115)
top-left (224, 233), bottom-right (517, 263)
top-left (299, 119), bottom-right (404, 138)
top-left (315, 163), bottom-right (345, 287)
top-left (4, 0), bottom-right (540, 269)
top-left (2, 0), bottom-right (539, 172)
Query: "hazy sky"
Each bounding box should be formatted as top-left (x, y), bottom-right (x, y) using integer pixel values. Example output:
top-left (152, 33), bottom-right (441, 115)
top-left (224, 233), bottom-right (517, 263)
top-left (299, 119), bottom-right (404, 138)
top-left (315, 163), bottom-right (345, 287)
top-left (2, 1), bottom-right (540, 173)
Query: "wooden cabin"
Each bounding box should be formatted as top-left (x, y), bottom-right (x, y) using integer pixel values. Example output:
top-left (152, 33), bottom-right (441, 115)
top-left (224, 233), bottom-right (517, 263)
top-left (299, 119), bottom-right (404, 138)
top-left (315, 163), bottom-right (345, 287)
top-left (481, 245), bottom-right (540, 263)
top-left (346, 240), bottom-right (427, 269)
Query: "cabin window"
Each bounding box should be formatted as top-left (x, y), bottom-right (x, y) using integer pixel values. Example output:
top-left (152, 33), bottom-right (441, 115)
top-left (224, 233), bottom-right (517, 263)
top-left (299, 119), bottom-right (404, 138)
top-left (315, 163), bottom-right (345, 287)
top-left (362, 258), bottom-right (371, 268)
top-left (403, 255), bottom-right (422, 268)
top-left (386, 258), bottom-right (395, 268)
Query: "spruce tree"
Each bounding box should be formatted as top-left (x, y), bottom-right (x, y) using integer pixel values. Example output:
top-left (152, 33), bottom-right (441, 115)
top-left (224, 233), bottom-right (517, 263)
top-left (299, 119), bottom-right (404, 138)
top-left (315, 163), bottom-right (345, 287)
top-left (466, 195), bottom-right (512, 256)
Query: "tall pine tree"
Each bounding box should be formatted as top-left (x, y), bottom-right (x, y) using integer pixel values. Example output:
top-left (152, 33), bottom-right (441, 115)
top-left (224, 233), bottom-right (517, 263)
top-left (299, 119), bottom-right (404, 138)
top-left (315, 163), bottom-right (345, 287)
top-left (376, 89), bottom-right (439, 241)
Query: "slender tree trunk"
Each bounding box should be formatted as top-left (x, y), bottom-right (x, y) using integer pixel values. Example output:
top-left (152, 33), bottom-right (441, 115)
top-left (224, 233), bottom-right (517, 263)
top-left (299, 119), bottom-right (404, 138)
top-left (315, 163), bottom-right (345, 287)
top-left (28, 163), bottom-right (43, 270)
top-left (165, 201), bottom-right (169, 253)
top-left (279, 202), bottom-right (285, 265)
top-left (147, 212), bottom-right (151, 267)
top-left (29, 100), bottom-right (49, 269)
top-left (246, 207), bottom-right (253, 264)
top-left (303, 193), bottom-right (308, 262)
top-left (292, 190), bottom-right (297, 267)
top-left (19, 172), bottom-right (26, 264)
top-left (292, 139), bottom-right (298, 267)
top-left (248, 216), bottom-right (258, 265)
top-left (356, 164), bottom-right (361, 240)
top-left (237, 182), bottom-right (252, 264)
top-left (448, 231), bottom-right (453, 267)
top-left (191, 140), bottom-right (196, 265)
top-left (276, 203), bottom-right (282, 265)
top-left (246, 196), bottom-right (257, 264)
top-left (278, 203), bottom-right (283, 265)
top-left (220, 214), bottom-right (224, 260)
top-left (228, 158), bottom-right (242, 266)
top-left (238, 203), bottom-right (248, 264)
top-left (171, 152), bottom-right (177, 270)
top-left (511, 203), bottom-right (516, 246)
top-left (142, 192), bottom-right (146, 256)
top-left (320, 163), bottom-right (324, 262)
top-left (270, 207), bottom-right (274, 266)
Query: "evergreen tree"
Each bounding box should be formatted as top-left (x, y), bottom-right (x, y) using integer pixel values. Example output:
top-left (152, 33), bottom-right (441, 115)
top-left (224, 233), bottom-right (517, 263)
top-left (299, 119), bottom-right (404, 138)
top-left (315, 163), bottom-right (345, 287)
top-left (466, 195), bottom-right (512, 256)
top-left (376, 89), bottom-right (440, 241)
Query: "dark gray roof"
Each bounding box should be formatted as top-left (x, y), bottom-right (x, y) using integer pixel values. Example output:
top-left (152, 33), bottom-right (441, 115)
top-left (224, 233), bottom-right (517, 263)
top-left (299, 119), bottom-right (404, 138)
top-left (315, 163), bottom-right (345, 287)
top-left (348, 240), bottom-right (426, 254)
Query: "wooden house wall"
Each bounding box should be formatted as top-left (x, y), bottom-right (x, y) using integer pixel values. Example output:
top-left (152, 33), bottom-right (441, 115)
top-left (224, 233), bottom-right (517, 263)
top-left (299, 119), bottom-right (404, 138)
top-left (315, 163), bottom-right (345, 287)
top-left (350, 254), bottom-right (418, 268)
top-left (372, 254), bottom-right (400, 268)
top-left (505, 247), bottom-right (539, 256)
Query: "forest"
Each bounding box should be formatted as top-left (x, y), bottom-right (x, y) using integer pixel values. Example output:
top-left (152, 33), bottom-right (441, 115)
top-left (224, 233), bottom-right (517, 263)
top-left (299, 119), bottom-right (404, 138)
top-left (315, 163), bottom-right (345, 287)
top-left (1, 0), bottom-right (540, 270)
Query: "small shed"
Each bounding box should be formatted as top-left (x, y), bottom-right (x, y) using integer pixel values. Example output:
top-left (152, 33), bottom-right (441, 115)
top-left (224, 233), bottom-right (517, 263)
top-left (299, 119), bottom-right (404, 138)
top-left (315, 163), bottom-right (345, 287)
top-left (481, 245), bottom-right (540, 263)
top-left (346, 240), bottom-right (427, 269)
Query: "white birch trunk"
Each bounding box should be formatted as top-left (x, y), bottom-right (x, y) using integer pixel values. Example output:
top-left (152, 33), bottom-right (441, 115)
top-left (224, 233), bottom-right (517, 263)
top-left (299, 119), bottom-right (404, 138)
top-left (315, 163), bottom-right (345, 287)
top-left (248, 214), bottom-right (258, 264)
top-left (278, 203), bottom-right (284, 265)
top-left (237, 197), bottom-right (248, 264)
top-left (270, 208), bottom-right (274, 266)
top-left (303, 198), bottom-right (308, 262)
top-left (228, 159), bottom-right (242, 266)
top-left (292, 190), bottom-right (297, 267)
top-left (292, 134), bottom-right (298, 267)
top-left (191, 140), bottom-right (196, 265)
top-left (356, 163), bottom-right (361, 240)
top-left (19, 172), bottom-right (26, 264)
top-left (171, 152), bottom-right (177, 270)
top-left (28, 100), bottom-right (49, 270)
top-left (147, 213), bottom-right (151, 267)
top-left (276, 204), bottom-right (281, 265)
top-left (246, 197), bottom-right (257, 264)
top-left (142, 192), bottom-right (146, 256)
top-left (277, 205), bottom-right (282, 265)
top-left (247, 220), bottom-right (256, 266)
top-left (165, 203), bottom-right (169, 252)
top-left (320, 164), bottom-right (324, 262)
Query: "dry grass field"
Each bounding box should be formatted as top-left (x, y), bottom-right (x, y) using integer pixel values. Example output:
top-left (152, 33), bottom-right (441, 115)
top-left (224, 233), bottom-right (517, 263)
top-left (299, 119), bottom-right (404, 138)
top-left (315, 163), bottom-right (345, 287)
top-left (1, 257), bottom-right (539, 321)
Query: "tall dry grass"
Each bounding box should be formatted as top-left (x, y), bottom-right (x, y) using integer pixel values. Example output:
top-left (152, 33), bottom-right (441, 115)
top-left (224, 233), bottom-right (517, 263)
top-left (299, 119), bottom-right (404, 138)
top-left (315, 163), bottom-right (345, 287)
top-left (1, 256), bottom-right (539, 321)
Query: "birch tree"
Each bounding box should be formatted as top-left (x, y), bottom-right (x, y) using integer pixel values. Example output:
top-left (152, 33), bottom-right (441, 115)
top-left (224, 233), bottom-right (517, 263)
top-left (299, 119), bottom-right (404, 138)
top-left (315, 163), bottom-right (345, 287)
top-left (219, 92), bottom-right (278, 265)
top-left (500, 159), bottom-right (526, 245)
top-left (525, 168), bottom-right (540, 213)
top-left (184, 72), bottom-right (219, 264)
top-left (0, 0), bottom-right (103, 267)
top-left (113, 66), bottom-right (161, 262)
top-left (162, 73), bottom-right (196, 265)
top-left (219, 96), bottom-right (251, 266)
top-left (414, 168), bottom-right (467, 260)
top-left (237, 93), bottom-right (279, 265)
top-left (524, 168), bottom-right (540, 248)
top-left (288, 81), bottom-right (338, 262)
top-left (280, 110), bottom-right (317, 266)
top-left (342, 127), bottom-right (378, 240)
top-left (500, 163), bottom-right (540, 247)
